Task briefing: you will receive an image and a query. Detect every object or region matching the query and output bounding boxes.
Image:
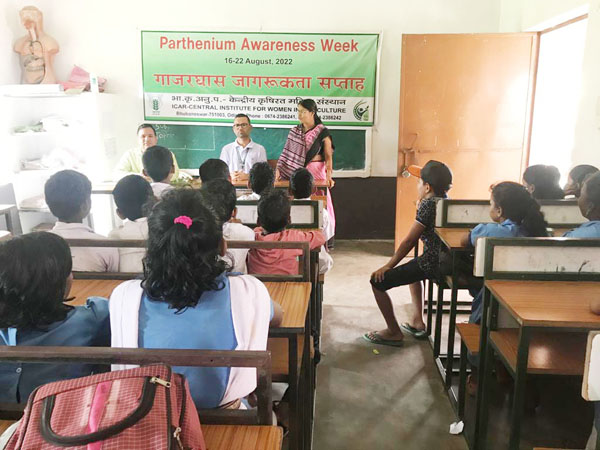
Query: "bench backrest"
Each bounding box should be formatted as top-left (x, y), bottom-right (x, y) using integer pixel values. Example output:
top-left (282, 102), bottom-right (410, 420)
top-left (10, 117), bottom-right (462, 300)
top-left (436, 198), bottom-right (586, 229)
top-left (65, 239), bottom-right (311, 282)
top-left (0, 346), bottom-right (272, 425)
top-left (236, 199), bottom-right (322, 229)
top-left (474, 237), bottom-right (600, 280)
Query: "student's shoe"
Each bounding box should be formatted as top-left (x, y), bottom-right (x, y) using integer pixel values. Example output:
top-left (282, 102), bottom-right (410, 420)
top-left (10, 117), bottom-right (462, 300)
top-left (362, 331), bottom-right (404, 347)
top-left (327, 237), bottom-right (335, 250)
top-left (400, 323), bottom-right (428, 339)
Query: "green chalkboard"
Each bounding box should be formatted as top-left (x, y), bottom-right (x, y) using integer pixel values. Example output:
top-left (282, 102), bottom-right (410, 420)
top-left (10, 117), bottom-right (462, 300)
top-left (153, 124), bottom-right (366, 171)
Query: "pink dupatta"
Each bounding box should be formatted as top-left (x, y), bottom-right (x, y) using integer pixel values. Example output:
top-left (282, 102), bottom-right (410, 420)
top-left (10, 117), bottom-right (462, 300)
top-left (277, 124), bottom-right (324, 180)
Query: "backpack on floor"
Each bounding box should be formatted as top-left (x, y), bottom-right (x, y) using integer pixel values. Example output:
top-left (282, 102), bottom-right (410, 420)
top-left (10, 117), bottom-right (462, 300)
top-left (5, 364), bottom-right (206, 450)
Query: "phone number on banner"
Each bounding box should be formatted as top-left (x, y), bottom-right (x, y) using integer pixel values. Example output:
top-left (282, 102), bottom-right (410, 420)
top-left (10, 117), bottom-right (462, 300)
top-left (144, 93), bottom-right (374, 125)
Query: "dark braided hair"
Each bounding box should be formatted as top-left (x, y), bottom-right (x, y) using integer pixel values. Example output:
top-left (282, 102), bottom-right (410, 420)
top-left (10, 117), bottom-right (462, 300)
top-left (143, 189), bottom-right (228, 312)
top-left (491, 182), bottom-right (548, 237)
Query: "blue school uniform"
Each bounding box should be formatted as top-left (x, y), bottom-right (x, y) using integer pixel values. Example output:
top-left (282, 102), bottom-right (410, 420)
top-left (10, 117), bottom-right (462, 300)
top-left (469, 219), bottom-right (524, 246)
top-left (138, 273), bottom-right (274, 409)
top-left (562, 220), bottom-right (600, 238)
top-left (469, 219), bottom-right (527, 323)
top-left (0, 297), bottom-right (110, 403)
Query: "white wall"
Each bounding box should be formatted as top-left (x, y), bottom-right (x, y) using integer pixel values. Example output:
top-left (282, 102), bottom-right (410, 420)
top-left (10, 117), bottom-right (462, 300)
top-left (0, 0), bottom-right (503, 177)
top-left (500, 0), bottom-right (600, 169)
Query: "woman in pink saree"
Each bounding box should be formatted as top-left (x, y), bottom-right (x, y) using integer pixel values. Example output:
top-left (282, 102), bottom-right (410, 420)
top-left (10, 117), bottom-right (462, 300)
top-left (276, 99), bottom-right (335, 233)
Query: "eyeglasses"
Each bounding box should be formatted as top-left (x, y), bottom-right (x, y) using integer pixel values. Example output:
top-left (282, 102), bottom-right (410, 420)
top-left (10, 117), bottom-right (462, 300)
top-left (234, 123), bottom-right (250, 128)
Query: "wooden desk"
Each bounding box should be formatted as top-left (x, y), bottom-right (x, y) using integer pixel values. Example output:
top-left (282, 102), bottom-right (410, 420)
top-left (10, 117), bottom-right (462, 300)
top-left (233, 180), bottom-right (329, 189)
top-left (70, 279), bottom-right (311, 330)
top-left (477, 279), bottom-right (600, 450)
top-left (94, 180), bottom-right (329, 194)
top-left (69, 278), bottom-right (310, 450)
top-left (486, 280), bottom-right (600, 328)
top-left (204, 425), bottom-right (282, 450)
top-left (435, 227), bottom-right (469, 250)
top-left (0, 414), bottom-right (283, 449)
top-left (70, 279), bottom-right (122, 304)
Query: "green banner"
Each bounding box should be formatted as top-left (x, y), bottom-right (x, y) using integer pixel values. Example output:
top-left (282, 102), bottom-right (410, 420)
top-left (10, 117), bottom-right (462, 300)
top-left (141, 31), bottom-right (378, 126)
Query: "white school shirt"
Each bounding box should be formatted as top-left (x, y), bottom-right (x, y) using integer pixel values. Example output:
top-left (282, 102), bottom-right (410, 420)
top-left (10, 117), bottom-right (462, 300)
top-left (237, 192), bottom-right (261, 201)
top-left (298, 197), bottom-right (334, 241)
top-left (150, 182), bottom-right (174, 199)
top-left (51, 222), bottom-right (119, 272)
top-left (220, 140), bottom-right (267, 173)
top-left (108, 218), bottom-right (148, 273)
top-left (222, 222), bottom-right (255, 273)
top-left (297, 197), bottom-right (334, 274)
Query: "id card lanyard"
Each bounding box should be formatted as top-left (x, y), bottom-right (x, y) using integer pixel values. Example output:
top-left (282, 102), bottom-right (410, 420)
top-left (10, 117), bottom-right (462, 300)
top-left (237, 144), bottom-right (250, 171)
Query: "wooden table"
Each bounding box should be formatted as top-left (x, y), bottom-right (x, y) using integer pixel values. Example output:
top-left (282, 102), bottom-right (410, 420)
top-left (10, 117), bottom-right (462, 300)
top-left (476, 279), bottom-right (600, 450)
top-left (434, 226), bottom-right (582, 396)
top-left (204, 425), bottom-right (282, 450)
top-left (0, 423), bottom-right (283, 450)
top-left (69, 280), bottom-right (310, 330)
top-left (92, 179), bottom-right (329, 194)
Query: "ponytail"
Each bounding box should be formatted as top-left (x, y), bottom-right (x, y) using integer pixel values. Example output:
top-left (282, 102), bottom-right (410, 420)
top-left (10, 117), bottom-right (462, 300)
top-left (143, 189), bottom-right (228, 311)
top-left (521, 197), bottom-right (549, 237)
top-left (491, 182), bottom-right (548, 237)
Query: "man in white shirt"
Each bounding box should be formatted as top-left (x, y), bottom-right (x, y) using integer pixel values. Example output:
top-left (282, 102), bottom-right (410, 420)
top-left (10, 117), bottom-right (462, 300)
top-left (219, 114), bottom-right (267, 182)
top-left (114, 124), bottom-right (182, 180)
top-left (45, 170), bottom-right (119, 272)
top-left (142, 145), bottom-right (175, 199)
top-left (200, 178), bottom-right (254, 273)
top-left (108, 175), bottom-right (154, 272)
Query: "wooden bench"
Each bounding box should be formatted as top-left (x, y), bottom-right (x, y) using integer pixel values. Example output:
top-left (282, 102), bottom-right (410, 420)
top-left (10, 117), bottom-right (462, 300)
top-left (0, 347), bottom-right (281, 449)
top-left (435, 198), bottom-right (586, 230)
top-left (456, 323), bottom-right (480, 420)
top-left (236, 199), bottom-right (323, 229)
top-left (434, 198), bottom-right (589, 391)
top-left (64, 238), bottom-right (312, 450)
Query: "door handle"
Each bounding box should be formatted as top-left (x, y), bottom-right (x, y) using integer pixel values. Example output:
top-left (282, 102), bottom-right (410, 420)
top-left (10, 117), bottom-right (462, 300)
top-left (399, 133), bottom-right (418, 177)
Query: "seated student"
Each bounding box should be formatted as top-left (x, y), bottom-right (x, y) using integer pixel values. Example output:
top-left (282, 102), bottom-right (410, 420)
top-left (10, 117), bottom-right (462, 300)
top-left (563, 171), bottom-right (600, 238)
top-left (142, 145), bottom-right (175, 198)
top-left (289, 167), bottom-right (334, 241)
top-left (238, 161), bottom-right (274, 201)
top-left (564, 164), bottom-right (599, 198)
top-left (0, 232), bottom-right (110, 403)
top-left (108, 175), bottom-right (155, 273)
top-left (364, 161), bottom-right (452, 346)
top-left (248, 189), bottom-right (331, 275)
top-left (109, 189), bottom-right (282, 410)
top-left (45, 170), bottom-right (118, 272)
top-left (200, 178), bottom-right (255, 273)
top-left (464, 182), bottom-right (549, 324)
top-left (199, 158), bottom-right (231, 183)
top-left (522, 164), bottom-right (565, 200)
